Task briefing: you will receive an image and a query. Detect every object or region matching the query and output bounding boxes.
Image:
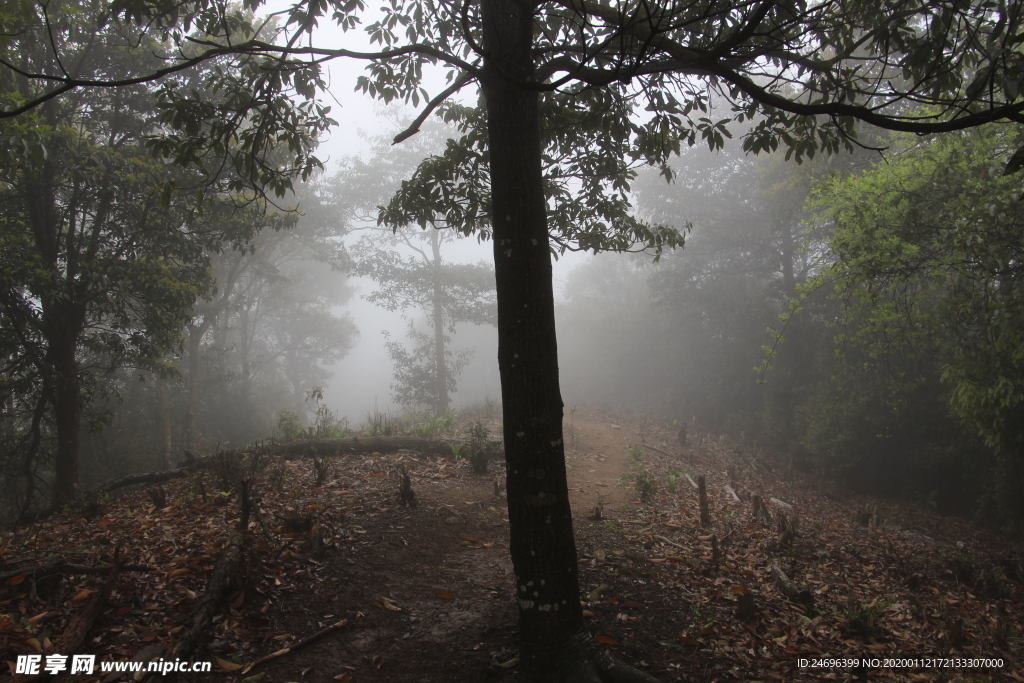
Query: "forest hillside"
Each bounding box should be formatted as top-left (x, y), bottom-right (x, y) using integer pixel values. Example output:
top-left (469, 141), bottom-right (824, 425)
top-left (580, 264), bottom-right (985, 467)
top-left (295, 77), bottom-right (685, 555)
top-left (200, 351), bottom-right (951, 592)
top-left (2, 410), bottom-right (1020, 682)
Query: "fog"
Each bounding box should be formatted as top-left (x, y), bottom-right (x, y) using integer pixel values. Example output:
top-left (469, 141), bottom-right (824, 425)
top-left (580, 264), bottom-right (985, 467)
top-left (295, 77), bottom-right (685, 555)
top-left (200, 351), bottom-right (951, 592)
top-left (3, 13), bottom-right (1022, 535)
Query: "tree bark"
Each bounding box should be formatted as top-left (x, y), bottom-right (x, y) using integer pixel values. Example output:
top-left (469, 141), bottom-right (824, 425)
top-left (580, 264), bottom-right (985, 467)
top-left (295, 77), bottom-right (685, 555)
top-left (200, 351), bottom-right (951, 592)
top-left (481, 2), bottom-right (655, 680)
top-left (185, 321), bottom-right (207, 447)
top-left (48, 324), bottom-right (83, 507)
top-left (156, 374), bottom-right (173, 469)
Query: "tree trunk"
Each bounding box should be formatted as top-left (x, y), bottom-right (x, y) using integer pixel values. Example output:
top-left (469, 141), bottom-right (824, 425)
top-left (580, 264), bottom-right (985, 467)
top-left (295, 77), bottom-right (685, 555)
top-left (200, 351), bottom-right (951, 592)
top-left (185, 322), bottom-right (203, 447)
top-left (481, 2), bottom-right (655, 680)
top-left (430, 229), bottom-right (449, 413)
top-left (239, 303), bottom-right (252, 412)
top-left (156, 374), bottom-right (173, 469)
top-left (48, 326), bottom-right (82, 508)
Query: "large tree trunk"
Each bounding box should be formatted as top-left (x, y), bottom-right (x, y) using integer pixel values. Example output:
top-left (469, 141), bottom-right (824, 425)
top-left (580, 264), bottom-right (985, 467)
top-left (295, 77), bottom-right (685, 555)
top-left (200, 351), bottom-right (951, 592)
top-left (25, 153), bottom-right (86, 508)
top-left (430, 229), bottom-right (449, 413)
top-left (481, 3), bottom-right (656, 681)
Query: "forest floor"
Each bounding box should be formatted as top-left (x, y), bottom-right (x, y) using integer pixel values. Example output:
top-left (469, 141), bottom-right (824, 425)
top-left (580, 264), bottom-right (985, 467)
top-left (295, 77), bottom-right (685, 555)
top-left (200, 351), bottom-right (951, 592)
top-left (1, 408), bottom-right (1022, 683)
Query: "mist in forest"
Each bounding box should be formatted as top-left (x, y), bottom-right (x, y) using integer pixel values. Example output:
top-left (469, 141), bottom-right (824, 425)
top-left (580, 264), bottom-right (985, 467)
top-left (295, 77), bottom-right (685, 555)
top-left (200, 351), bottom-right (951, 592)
top-left (4, 103), bottom-right (1024, 536)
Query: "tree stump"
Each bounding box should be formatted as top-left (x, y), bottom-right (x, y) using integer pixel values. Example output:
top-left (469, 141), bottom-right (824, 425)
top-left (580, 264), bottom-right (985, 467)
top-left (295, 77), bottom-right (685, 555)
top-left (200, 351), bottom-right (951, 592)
top-left (735, 591), bottom-right (756, 620)
top-left (697, 475), bottom-right (711, 527)
top-left (398, 465), bottom-right (416, 508)
top-left (752, 494), bottom-right (772, 526)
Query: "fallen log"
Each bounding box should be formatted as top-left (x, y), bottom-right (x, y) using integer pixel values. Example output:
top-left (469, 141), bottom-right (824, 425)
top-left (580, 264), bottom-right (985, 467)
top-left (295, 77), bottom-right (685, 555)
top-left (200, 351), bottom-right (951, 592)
top-left (724, 484), bottom-right (740, 502)
top-left (641, 442), bottom-right (672, 456)
top-left (98, 436), bottom-right (499, 494)
top-left (770, 497), bottom-right (793, 509)
top-left (0, 562), bottom-right (152, 585)
top-left (268, 435), bottom-right (484, 458)
top-left (7, 545), bottom-right (124, 683)
top-left (163, 534), bottom-right (246, 664)
top-left (101, 468), bottom-right (190, 493)
top-left (770, 562), bottom-right (814, 610)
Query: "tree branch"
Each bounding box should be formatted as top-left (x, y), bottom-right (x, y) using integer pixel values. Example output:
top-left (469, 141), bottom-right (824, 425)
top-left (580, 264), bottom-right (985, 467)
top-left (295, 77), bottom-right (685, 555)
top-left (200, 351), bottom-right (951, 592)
top-left (393, 72), bottom-right (477, 144)
top-left (0, 38), bottom-right (479, 119)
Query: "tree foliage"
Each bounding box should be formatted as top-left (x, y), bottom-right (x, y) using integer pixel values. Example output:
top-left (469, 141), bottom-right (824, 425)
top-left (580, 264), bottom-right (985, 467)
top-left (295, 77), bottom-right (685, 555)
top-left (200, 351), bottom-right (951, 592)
top-left (809, 125), bottom-right (1024, 529)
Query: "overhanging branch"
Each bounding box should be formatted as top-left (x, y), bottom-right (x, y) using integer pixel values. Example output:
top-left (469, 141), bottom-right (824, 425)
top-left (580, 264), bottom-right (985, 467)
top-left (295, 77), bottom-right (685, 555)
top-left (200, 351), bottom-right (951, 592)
top-left (393, 72), bottom-right (477, 144)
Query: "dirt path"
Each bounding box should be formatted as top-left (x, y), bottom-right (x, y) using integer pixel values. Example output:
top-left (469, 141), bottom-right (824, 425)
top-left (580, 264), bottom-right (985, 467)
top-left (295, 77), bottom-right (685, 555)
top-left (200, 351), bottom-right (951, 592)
top-left (564, 410), bottom-right (637, 516)
top-left (253, 410), bottom-right (644, 683)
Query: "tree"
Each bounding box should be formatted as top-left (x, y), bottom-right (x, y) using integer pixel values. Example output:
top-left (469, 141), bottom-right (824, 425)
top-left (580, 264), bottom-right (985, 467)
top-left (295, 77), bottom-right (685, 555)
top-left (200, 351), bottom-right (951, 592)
top-left (353, 227), bottom-right (495, 412)
top-left (0, 2), bottom-right (326, 508)
top-left (177, 179), bottom-right (357, 445)
top-left (7, 0), bottom-right (1024, 678)
top-left (809, 124), bottom-right (1024, 531)
top-left (0, 69), bottom-right (214, 507)
top-left (332, 123), bottom-right (495, 413)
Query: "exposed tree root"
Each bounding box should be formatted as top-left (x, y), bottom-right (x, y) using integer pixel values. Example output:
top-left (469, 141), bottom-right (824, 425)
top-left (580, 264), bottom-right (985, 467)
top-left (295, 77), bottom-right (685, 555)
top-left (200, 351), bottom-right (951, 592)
top-left (164, 534), bottom-right (246, 661)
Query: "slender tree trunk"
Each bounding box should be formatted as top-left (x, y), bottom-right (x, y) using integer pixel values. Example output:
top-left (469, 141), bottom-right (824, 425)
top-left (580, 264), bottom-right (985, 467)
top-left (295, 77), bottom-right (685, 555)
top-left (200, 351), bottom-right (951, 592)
top-left (481, 4), bottom-right (658, 680)
top-left (156, 375), bottom-right (172, 469)
top-left (239, 303), bottom-right (252, 412)
top-left (430, 229), bottom-right (449, 413)
top-left (185, 323), bottom-right (204, 447)
top-left (20, 391), bottom-right (48, 519)
top-left (777, 216), bottom-right (796, 298)
top-left (49, 327), bottom-right (82, 507)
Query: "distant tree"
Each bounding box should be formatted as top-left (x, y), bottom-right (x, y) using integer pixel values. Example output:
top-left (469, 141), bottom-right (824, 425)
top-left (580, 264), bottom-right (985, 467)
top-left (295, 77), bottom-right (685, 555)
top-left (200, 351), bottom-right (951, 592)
top-left (353, 227), bottom-right (495, 412)
top-left (226, 218), bottom-right (357, 428)
top-left (178, 180), bottom-right (357, 445)
top-left (333, 122), bottom-right (495, 413)
top-left (8, 0), bottom-right (1024, 678)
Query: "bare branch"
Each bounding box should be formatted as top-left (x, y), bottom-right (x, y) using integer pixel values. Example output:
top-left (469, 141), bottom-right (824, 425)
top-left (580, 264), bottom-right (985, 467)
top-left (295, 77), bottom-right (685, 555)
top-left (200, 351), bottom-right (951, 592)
top-left (393, 72), bottom-right (477, 144)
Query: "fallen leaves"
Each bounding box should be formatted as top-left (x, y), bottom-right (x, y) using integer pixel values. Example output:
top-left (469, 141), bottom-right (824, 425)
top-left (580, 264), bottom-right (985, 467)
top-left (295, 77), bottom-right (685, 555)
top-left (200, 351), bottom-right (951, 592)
top-left (571, 412), bottom-right (1024, 682)
top-left (378, 596), bottom-right (401, 611)
top-left (0, 410), bottom-right (1020, 683)
top-left (216, 656), bottom-right (245, 671)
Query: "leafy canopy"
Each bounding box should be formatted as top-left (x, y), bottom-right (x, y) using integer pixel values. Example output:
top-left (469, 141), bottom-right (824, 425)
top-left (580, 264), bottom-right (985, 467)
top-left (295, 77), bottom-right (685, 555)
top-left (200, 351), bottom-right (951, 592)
top-left (9, 0), bottom-right (1024, 255)
top-left (809, 124), bottom-right (1024, 455)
